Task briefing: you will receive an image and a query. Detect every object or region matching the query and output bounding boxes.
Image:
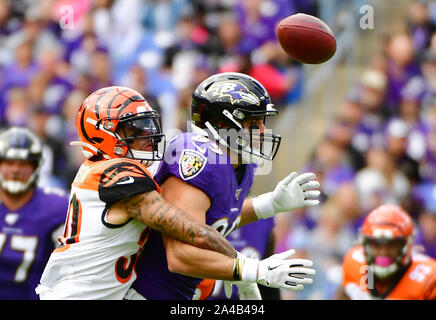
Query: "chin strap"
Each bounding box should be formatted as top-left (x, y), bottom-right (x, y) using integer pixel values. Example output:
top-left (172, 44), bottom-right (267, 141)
top-left (371, 262), bottom-right (399, 279)
top-left (1, 180), bottom-right (31, 194)
top-left (203, 122), bottom-right (229, 148)
top-left (126, 149), bottom-right (154, 167)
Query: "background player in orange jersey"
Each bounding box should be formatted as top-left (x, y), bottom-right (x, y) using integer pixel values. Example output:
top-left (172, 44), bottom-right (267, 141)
top-left (336, 204), bottom-right (436, 300)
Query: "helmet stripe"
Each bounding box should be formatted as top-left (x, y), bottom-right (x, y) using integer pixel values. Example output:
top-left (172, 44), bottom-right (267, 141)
top-left (371, 222), bottom-right (405, 236)
top-left (106, 89), bottom-right (129, 118)
top-left (10, 130), bottom-right (17, 148)
top-left (80, 104), bottom-right (94, 144)
top-left (116, 95), bottom-right (143, 117)
top-left (95, 87), bottom-right (113, 118)
top-left (20, 131), bottom-right (25, 148)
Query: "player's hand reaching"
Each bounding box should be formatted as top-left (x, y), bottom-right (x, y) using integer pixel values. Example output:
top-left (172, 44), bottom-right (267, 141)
top-left (235, 249), bottom-right (316, 292)
top-left (252, 172), bottom-right (320, 219)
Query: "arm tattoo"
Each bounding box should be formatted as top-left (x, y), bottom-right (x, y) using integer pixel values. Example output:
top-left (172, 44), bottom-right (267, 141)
top-left (121, 191), bottom-right (237, 258)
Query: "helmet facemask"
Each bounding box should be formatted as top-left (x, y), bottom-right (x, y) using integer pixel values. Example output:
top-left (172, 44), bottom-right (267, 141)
top-left (203, 106), bottom-right (281, 164)
top-left (115, 112), bottom-right (166, 167)
top-left (363, 236), bottom-right (412, 279)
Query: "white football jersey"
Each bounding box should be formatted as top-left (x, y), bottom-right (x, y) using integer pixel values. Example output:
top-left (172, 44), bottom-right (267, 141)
top-left (37, 158), bottom-right (159, 300)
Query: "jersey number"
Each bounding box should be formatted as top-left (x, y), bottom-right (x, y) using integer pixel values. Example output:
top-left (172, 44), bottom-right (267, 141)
top-left (62, 193), bottom-right (83, 244)
top-left (409, 264), bottom-right (432, 283)
top-left (115, 228), bottom-right (150, 283)
top-left (210, 215), bottom-right (241, 237)
top-left (0, 233), bottom-right (38, 282)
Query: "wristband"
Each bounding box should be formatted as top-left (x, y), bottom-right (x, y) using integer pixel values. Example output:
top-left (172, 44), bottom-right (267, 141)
top-left (232, 258), bottom-right (242, 281)
top-left (252, 192), bottom-right (276, 220)
top-left (240, 258), bottom-right (259, 283)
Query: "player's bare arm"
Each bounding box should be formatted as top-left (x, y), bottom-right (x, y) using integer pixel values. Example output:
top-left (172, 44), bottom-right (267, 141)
top-left (160, 176), bottom-right (237, 280)
top-left (110, 189), bottom-right (237, 258)
top-left (239, 198), bottom-right (257, 227)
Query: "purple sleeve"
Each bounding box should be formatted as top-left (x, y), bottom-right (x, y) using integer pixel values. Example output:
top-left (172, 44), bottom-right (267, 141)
top-left (155, 135), bottom-right (220, 200)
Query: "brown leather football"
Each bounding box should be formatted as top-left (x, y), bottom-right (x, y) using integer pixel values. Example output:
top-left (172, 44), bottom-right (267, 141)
top-left (276, 13), bottom-right (336, 64)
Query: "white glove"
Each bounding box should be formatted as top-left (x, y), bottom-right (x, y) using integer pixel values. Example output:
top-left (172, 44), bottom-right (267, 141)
top-left (252, 172), bottom-right (320, 219)
top-left (224, 281), bottom-right (262, 300)
top-left (239, 249), bottom-right (316, 291)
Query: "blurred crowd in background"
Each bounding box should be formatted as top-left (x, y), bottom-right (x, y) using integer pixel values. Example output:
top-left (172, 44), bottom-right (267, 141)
top-left (275, 0), bottom-right (436, 299)
top-left (0, 0), bottom-right (310, 187)
top-left (1, 0), bottom-right (436, 300)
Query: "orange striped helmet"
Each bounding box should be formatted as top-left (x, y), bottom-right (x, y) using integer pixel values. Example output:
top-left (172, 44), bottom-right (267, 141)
top-left (74, 86), bottom-right (165, 165)
top-left (360, 204), bottom-right (415, 278)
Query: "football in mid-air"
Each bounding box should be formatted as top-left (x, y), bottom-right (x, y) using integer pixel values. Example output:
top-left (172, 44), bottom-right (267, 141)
top-left (276, 13), bottom-right (336, 64)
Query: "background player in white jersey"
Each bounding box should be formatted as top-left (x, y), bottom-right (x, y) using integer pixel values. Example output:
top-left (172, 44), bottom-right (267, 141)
top-left (0, 127), bottom-right (68, 300)
top-left (37, 86), bottom-right (239, 300)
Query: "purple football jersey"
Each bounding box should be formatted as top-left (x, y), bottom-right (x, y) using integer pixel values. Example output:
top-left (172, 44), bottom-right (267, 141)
top-left (133, 132), bottom-right (256, 299)
top-left (0, 187), bottom-right (69, 300)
